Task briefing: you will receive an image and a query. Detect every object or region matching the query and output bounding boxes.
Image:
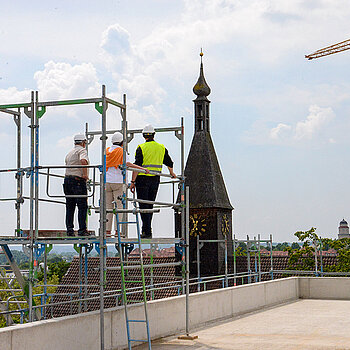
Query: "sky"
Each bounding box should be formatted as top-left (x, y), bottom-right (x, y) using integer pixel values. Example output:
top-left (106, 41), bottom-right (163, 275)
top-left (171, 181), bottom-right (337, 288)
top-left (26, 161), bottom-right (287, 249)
top-left (1, 0), bottom-right (350, 242)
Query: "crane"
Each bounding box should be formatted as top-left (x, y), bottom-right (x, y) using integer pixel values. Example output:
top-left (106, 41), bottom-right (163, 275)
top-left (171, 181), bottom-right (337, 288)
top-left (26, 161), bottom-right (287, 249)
top-left (305, 38), bottom-right (350, 60)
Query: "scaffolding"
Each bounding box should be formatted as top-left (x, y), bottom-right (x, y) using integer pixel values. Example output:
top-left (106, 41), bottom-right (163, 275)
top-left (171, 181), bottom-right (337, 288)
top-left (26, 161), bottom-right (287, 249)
top-left (1, 86), bottom-right (341, 348)
top-left (0, 85), bottom-right (189, 349)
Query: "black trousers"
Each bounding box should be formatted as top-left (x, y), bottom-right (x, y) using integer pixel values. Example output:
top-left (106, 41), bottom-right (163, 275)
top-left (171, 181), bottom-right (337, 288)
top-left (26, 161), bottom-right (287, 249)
top-left (135, 176), bottom-right (160, 235)
top-left (63, 177), bottom-right (88, 234)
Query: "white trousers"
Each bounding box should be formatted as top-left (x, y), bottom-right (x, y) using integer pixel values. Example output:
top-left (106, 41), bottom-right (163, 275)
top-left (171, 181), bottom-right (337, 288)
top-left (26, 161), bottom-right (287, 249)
top-left (106, 182), bottom-right (124, 232)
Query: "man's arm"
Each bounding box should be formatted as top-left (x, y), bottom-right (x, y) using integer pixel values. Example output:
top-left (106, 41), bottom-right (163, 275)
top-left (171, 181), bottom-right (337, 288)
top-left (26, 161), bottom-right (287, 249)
top-left (130, 146), bottom-right (143, 193)
top-left (81, 159), bottom-right (88, 180)
top-left (167, 166), bottom-right (176, 178)
top-left (164, 148), bottom-right (176, 178)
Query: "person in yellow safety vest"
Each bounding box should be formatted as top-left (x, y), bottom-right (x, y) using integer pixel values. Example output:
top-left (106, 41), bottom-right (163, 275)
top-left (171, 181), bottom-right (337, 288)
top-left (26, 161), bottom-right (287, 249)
top-left (130, 125), bottom-right (176, 238)
top-left (106, 131), bottom-right (149, 237)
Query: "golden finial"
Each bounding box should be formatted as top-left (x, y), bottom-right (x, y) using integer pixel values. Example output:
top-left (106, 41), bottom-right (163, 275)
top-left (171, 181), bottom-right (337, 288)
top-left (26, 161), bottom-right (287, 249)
top-left (200, 48), bottom-right (203, 57)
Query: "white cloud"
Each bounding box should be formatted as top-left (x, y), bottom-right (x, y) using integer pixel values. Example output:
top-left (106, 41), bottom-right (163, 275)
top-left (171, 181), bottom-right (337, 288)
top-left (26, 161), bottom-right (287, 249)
top-left (270, 123), bottom-right (292, 140)
top-left (295, 105), bottom-right (335, 140)
top-left (56, 135), bottom-right (73, 150)
top-left (34, 61), bottom-right (100, 100)
top-left (266, 105), bottom-right (335, 144)
top-left (101, 24), bottom-right (131, 56)
top-left (0, 87), bottom-right (32, 104)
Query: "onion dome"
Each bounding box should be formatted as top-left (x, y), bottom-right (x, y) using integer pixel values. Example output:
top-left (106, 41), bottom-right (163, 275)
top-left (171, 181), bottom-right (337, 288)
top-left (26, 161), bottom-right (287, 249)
top-left (193, 51), bottom-right (211, 99)
top-left (340, 219), bottom-right (348, 226)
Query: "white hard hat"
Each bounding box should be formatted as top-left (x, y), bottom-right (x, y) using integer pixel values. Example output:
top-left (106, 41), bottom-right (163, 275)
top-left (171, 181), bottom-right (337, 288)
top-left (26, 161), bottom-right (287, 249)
top-left (111, 132), bottom-right (123, 144)
top-left (142, 124), bottom-right (155, 134)
top-left (74, 134), bottom-right (87, 143)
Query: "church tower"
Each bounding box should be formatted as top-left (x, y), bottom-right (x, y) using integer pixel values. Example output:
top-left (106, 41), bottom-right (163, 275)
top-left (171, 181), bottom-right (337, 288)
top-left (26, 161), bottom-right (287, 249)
top-left (179, 52), bottom-right (233, 276)
top-left (338, 219), bottom-right (350, 239)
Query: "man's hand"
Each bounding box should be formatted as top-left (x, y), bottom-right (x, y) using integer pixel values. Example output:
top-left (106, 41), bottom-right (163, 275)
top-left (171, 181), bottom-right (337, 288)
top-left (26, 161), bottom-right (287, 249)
top-left (130, 182), bottom-right (136, 193)
top-left (144, 168), bottom-right (150, 174)
top-left (169, 169), bottom-right (176, 179)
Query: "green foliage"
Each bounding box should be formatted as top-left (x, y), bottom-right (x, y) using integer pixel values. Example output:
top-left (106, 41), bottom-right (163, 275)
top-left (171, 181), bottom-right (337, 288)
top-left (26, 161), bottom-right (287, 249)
top-left (291, 242), bottom-right (301, 250)
top-left (37, 260), bottom-right (70, 282)
top-left (0, 273), bottom-right (60, 328)
top-left (287, 227), bottom-right (350, 273)
top-left (273, 242), bottom-right (290, 251)
top-left (321, 237), bottom-right (350, 272)
top-left (0, 254), bottom-right (71, 328)
top-left (287, 228), bottom-right (318, 271)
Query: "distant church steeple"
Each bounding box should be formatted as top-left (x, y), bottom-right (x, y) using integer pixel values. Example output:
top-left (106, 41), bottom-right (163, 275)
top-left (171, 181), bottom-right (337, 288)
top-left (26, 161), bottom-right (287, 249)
top-left (193, 51), bottom-right (211, 133)
top-left (338, 219), bottom-right (350, 239)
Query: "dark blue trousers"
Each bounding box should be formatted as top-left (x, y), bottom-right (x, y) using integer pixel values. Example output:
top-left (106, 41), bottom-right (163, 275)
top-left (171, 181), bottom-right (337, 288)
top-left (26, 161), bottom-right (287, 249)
top-left (135, 176), bottom-right (160, 235)
top-left (63, 177), bottom-right (88, 234)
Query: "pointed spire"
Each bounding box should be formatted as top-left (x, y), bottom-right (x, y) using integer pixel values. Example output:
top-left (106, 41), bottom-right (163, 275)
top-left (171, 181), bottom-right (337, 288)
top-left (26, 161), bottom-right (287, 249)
top-left (193, 50), bottom-right (211, 99)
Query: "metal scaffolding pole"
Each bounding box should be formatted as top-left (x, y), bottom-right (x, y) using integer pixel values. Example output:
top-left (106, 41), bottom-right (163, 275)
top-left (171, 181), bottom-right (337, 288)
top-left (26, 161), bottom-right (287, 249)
top-left (99, 85), bottom-right (107, 350)
top-left (247, 235), bottom-right (251, 284)
top-left (14, 108), bottom-right (22, 236)
top-left (270, 234), bottom-right (274, 280)
top-left (28, 91), bottom-right (35, 322)
top-left (185, 186), bottom-right (190, 335)
top-left (233, 235), bottom-right (237, 286)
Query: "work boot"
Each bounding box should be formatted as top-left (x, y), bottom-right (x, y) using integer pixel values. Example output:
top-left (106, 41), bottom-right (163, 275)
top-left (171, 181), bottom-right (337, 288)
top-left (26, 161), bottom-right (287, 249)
top-left (78, 230), bottom-right (90, 237)
top-left (140, 231), bottom-right (152, 239)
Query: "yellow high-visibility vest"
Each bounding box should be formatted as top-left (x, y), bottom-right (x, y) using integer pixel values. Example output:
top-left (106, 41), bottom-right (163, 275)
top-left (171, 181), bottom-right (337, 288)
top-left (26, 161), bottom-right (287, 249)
top-left (138, 141), bottom-right (165, 176)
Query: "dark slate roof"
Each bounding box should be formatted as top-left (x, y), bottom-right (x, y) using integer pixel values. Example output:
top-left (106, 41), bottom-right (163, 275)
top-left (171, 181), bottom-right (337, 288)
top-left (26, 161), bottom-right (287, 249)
top-left (184, 131), bottom-right (233, 210)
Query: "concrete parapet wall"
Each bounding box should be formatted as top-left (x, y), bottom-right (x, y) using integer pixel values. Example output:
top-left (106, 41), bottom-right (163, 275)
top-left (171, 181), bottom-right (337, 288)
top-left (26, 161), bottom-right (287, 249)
top-left (299, 277), bottom-right (350, 300)
top-left (0, 277), bottom-right (311, 350)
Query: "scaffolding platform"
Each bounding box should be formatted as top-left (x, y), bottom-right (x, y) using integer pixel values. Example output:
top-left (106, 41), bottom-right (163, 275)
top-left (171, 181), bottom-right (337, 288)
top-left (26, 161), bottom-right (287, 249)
top-left (21, 230), bottom-right (96, 237)
top-left (0, 236), bottom-right (182, 245)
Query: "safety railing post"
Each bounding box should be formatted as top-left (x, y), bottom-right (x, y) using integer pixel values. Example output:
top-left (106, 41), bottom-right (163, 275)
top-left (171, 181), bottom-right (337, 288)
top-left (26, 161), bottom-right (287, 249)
top-left (185, 186), bottom-right (190, 336)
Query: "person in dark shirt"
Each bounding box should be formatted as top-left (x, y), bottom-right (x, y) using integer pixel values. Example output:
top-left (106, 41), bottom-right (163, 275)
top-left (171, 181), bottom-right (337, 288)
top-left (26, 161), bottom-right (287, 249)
top-left (130, 124), bottom-right (176, 238)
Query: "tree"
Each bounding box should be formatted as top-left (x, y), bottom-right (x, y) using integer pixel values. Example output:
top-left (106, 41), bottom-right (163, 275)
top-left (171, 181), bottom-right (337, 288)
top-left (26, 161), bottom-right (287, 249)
top-left (286, 228), bottom-right (318, 271)
top-left (291, 242), bottom-right (301, 250)
top-left (273, 242), bottom-right (290, 251)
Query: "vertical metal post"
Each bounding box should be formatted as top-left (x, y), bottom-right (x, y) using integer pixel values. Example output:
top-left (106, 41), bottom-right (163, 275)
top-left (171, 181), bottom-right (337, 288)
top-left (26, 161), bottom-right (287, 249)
top-left (270, 234), bottom-right (274, 280)
top-left (258, 234), bottom-right (261, 282)
top-left (196, 235), bottom-right (200, 292)
top-left (224, 235), bottom-right (228, 288)
top-left (253, 236), bottom-right (257, 283)
top-left (78, 248), bottom-right (82, 313)
top-left (28, 91), bottom-right (35, 322)
top-left (15, 109), bottom-right (21, 235)
top-left (99, 85), bottom-right (107, 350)
top-left (313, 239), bottom-right (318, 276)
top-left (180, 117), bottom-right (185, 241)
top-left (43, 246), bottom-right (48, 319)
top-left (233, 235), bottom-right (237, 286)
top-left (84, 245), bottom-right (88, 312)
top-left (185, 186), bottom-right (190, 336)
top-left (121, 94), bottom-right (128, 237)
top-left (150, 244), bottom-right (155, 300)
top-left (320, 237), bottom-right (323, 277)
top-left (34, 92), bottom-right (39, 241)
top-left (247, 235), bottom-right (251, 284)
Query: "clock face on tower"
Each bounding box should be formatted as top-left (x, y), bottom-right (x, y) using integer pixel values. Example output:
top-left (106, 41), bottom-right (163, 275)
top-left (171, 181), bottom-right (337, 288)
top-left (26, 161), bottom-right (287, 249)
top-left (221, 214), bottom-right (230, 236)
top-left (190, 213), bottom-right (207, 237)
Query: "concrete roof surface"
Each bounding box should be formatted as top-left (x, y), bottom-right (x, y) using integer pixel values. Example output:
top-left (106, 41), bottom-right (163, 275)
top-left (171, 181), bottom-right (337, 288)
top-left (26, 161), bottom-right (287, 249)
top-left (137, 299), bottom-right (350, 349)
